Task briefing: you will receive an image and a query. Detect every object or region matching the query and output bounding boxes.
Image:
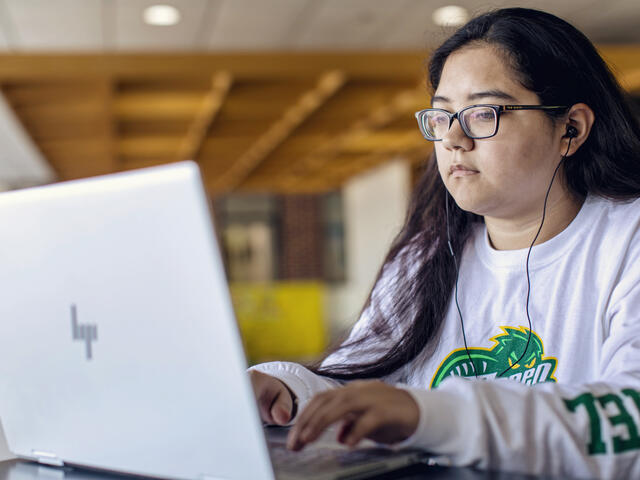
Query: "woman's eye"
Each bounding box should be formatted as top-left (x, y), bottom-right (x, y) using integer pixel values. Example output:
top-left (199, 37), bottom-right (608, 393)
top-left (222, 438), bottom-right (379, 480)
top-left (468, 110), bottom-right (494, 122)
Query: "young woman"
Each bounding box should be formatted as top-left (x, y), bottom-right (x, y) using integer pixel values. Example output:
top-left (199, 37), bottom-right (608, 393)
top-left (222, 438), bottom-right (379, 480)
top-left (250, 8), bottom-right (640, 478)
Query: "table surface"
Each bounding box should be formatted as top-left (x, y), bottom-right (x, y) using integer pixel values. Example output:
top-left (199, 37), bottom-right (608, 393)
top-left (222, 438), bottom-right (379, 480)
top-left (0, 458), bottom-right (563, 480)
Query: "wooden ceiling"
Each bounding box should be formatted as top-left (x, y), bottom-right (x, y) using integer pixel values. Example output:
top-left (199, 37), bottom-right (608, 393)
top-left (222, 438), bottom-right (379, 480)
top-left (0, 47), bottom-right (639, 194)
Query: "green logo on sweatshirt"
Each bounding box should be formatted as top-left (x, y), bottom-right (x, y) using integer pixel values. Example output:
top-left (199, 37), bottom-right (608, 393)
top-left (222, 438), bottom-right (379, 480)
top-left (430, 326), bottom-right (558, 388)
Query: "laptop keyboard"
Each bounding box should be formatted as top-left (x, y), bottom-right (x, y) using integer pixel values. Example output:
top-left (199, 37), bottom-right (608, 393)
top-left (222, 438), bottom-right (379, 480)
top-left (270, 443), bottom-right (397, 472)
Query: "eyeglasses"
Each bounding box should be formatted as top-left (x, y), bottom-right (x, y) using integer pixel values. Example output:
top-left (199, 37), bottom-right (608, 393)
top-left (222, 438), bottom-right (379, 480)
top-left (414, 104), bottom-right (568, 141)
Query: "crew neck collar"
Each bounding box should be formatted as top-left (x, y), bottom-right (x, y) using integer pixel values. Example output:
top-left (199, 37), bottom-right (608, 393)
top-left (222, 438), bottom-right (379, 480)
top-left (474, 195), bottom-right (594, 270)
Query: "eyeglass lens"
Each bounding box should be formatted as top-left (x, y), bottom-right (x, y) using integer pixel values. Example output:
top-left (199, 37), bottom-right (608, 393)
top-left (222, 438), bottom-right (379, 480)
top-left (423, 106), bottom-right (497, 139)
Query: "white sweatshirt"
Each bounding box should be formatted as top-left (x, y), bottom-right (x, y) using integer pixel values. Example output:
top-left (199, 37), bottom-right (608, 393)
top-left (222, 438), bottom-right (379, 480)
top-left (252, 194), bottom-right (640, 479)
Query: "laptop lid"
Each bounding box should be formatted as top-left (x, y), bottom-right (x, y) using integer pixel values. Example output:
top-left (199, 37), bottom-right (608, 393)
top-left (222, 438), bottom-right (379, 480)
top-left (0, 162), bottom-right (275, 480)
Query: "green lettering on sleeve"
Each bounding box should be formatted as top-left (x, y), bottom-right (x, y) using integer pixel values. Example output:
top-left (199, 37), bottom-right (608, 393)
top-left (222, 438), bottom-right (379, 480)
top-left (622, 388), bottom-right (640, 411)
top-left (564, 393), bottom-right (607, 454)
top-left (597, 393), bottom-right (640, 453)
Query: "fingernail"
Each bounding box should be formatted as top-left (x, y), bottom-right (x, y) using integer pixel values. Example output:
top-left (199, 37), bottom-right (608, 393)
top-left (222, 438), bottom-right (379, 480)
top-left (287, 438), bottom-right (301, 451)
top-left (287, 431), bottom-right (298, 447)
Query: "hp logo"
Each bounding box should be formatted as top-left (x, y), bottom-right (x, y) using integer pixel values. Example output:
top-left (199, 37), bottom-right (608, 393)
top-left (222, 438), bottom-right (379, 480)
top-left (70, 304), bottom-right (98, 360)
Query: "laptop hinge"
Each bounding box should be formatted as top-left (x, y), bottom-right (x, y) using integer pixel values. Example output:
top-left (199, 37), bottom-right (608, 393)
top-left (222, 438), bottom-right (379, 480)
top-left (32, 450), bottom-right (64, 467)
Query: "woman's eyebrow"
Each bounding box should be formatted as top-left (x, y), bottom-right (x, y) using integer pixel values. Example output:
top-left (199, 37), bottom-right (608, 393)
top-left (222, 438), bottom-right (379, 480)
top-left (467, 90), bottom-right (518, 102)
top-left (431, 90), bottom-right (518, 107)
top-left (431, 95), bottom-right (450, 105)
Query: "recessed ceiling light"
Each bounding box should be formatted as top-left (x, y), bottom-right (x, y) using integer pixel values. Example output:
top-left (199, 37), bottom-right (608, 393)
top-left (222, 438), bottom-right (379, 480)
top-left (143, 5), bottom-right (181, 26)
top-left (432, 5), bottom-right (469, 27)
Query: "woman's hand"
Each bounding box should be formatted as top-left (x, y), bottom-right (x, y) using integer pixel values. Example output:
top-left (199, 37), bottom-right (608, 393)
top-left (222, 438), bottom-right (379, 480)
top-left (249, 370), bottom-right (296, 425)
top-left (287, 380), bottom-right (419, 450)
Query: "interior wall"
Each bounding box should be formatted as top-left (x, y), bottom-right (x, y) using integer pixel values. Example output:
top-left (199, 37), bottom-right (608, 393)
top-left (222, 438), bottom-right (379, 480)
top-left (326, 158), bottom-right (411, 338)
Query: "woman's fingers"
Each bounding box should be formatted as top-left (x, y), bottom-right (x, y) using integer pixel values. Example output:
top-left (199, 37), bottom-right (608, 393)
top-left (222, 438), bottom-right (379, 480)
top-left (255, 384), bottom-right (277, 424)
top-left (297, 380), bottom-right (368, 429)
top-left (287, 391), bottom-right (335, 442)
top-left (288, 389), bottom-right (362, 450)
top-left (249, 370), bottom-right (293, 425)
top-left (301, 395), bottom-right (358, 442)
top-left (270, 387), bottom-right (294, 425)
top-left (336, 413), bottom-right (358, 443)
top-left (286, 380), bottom-right (420, 450)
top-left (341, 410), bottom-right (384, 447)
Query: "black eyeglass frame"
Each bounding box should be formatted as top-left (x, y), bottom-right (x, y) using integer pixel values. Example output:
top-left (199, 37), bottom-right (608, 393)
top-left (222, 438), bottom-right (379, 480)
top-left (415, 104), bottom-right (569, 141)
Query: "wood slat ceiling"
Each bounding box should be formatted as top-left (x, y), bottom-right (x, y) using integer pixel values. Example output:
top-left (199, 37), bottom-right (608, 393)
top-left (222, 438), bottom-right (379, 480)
top-left (0, 48), bottom-right (639, 194)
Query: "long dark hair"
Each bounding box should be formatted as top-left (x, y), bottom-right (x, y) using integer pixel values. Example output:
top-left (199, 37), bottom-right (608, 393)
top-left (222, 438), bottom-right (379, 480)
top-left (313, 8), bottom-right (640, 380)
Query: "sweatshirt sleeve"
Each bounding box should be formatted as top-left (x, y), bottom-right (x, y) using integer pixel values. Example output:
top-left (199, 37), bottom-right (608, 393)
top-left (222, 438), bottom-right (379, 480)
top-left (395, 240), bottom-right (640, 479)
top-left (249, 361), bottom-right (343, 419)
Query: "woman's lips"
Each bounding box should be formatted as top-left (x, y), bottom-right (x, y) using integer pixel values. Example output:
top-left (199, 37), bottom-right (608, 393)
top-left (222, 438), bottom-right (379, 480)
top-left (450, 165), bottom-right (479, 177)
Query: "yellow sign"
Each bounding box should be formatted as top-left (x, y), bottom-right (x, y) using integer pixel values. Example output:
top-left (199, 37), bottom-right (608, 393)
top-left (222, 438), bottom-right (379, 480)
top-left (230, 282), bottom-right (328, 364)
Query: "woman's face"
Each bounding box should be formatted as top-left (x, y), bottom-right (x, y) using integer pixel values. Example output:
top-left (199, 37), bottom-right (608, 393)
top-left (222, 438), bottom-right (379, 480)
top-left (433, 44), bottom-right (567, 220)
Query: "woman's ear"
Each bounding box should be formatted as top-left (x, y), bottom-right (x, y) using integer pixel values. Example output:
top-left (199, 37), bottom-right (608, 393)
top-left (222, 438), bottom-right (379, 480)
top-left (561, 103), bottom-right (595, 156)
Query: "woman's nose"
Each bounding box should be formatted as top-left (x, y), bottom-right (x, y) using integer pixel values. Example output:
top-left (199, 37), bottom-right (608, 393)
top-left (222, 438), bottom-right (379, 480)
top-left (441, 119), bottom-right (474, 151)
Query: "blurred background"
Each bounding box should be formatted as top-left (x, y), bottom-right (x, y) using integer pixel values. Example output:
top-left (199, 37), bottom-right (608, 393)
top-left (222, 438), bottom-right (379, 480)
top-left (0, 0), bottom-right (639, 370)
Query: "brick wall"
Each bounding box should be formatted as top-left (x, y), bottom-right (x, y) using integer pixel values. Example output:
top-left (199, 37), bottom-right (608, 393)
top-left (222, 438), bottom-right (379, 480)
top-left (279, 195), bottom-right (323, 279)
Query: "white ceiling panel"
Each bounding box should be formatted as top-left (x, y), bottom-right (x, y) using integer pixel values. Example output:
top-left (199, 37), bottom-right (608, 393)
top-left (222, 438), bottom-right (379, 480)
top-left (381, 0), bottom-right (458, 50)
top-left (384, 0), bottom-right (637, 49)
top-left (470, 0), bottom-right (627, 44)
top-left (476, 0), bottom-right (637, 44)
top-left (2, 0), bottom-right (103, 51)
top-left (294, 0), bottom-right (415, 50)
top-left (0, 1), bottom-right (633, 52)
top-left (113, 0), bottom-right (210, 50)
top-left (207, 0), bottom-right (311, 50)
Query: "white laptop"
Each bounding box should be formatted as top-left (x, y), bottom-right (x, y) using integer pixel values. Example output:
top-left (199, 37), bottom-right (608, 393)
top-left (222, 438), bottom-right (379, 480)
top-left (0, 162), bottom-right (428, 480)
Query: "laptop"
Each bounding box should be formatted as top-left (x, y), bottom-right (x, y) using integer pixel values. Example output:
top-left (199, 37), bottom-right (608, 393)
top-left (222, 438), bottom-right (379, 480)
top-left (0, 162), bottom-right (428, 480)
